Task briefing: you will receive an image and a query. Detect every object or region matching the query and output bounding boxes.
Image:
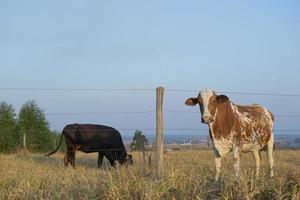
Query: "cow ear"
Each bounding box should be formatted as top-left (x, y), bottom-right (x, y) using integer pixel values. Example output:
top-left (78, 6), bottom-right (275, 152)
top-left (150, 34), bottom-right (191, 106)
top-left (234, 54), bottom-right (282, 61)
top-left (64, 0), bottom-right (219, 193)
top-left (185, 98), bottom-right (198, 106)
top-left (216, 95), bottom-right (229, 103)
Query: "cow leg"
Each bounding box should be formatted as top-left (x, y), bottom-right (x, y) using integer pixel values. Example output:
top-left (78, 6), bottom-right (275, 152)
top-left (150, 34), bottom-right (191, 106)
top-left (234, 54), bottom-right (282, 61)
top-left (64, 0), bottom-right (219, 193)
top-left (233, 146), bottom-right (240, 179)
top-left (64, 152), bottom-right (69, 167)
top-left (267, 134), bottom-right (274, 177)
top-left (214, 156), bottom-right (222, 181)
top-left (108, 159), bottom-right (116, 167)
top-left (70, 150), bottom-right (76, 169)
top-left (252, 150), bottom-right (260, 178)
top-left (98, 152), bottom-right (104, 168)
top-left (213, 147), bottom-right (225, 182)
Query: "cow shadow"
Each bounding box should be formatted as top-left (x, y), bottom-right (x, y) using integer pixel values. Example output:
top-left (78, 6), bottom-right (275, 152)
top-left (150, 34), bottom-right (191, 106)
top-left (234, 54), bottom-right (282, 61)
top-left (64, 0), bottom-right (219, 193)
top-left (15, 153), bottom-right (62, 167)
top-left (73, 157), bottom-right (113, 169)
top-left (15, 153), bottom-right (112, 169)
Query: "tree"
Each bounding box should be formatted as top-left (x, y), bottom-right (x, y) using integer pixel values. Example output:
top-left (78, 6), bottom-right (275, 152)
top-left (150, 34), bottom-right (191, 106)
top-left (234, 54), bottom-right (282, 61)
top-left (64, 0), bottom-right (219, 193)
top-left (0, 102), bottom-right (17, 152)
top-left (130, 130), bottom-right (148, 151)
top-left (18, 100), bottom-right (52, 152)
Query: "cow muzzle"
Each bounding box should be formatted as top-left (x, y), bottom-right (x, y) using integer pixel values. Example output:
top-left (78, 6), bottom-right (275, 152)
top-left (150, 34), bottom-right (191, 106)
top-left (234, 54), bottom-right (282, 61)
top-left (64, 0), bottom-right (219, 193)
top-left (202, 115), bottom-right (214, 124)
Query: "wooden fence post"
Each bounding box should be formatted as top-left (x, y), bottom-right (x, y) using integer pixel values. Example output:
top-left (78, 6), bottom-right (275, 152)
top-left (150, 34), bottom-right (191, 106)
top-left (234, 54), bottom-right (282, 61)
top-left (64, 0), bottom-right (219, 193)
top-left (156, 86), bottom-right (164, 178)
top-left (23, 132), bottom-right (26, 148)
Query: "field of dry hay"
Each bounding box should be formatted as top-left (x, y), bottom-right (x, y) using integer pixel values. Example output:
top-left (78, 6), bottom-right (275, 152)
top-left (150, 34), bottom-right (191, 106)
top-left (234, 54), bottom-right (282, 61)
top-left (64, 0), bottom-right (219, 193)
top-left (0, 149), bottom-right (299, 200)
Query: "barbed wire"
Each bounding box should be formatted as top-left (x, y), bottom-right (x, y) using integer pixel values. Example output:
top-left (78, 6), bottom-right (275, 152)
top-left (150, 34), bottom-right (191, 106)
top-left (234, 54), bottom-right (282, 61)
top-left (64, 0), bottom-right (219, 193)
top-left (1, 87), bottom-right (300, 134)
top-left (1, 87), bottom-right (300, 97)
top-left (44, 128), bottom-right (300, 133)
top-left (166, 89), bottom-right (300, 97)
top-left (64, 149), bottom-right (130, 152)
top-left (217, 91), bottom-right (300, 97)
top-left (46, 110), bottom-right (155, 116)
top-left (0, 88), bottom-right (155, 92)
top-left (164, 110), bottom-right (300, 118)
top-left (42, 109), bottom-right (300, 118)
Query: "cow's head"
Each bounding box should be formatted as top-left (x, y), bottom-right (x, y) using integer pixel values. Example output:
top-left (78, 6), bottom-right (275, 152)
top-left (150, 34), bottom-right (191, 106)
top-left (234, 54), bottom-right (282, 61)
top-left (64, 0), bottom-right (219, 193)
top-left (185, 90), bottom-right (229, 124)
top-left (119, 153), bottom-right (133, 165)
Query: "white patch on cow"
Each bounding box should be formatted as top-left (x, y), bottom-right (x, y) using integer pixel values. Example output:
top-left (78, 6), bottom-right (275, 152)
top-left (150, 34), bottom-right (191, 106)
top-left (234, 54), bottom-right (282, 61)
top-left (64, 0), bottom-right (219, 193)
top-left (241, 143), bottom-right (260, 152)
top-left (231, 103), bottom-right (274, 151)
top-left (262, 106), bottom-right (274, 129)
top-left (213, 107), bottom-right (218, 121)
top-left (213, 140), bottom-right (231, 157)
top-left (231, 103), bottom-right (252, 125)
top-left (214, 156), bottom-right (222, 181)
top-left (267, 134), bottom-right (274, 177)
top-left (201, 92), bottom-right (275, 180)
top-left (209, 122), bottom-right (232, 157)
top-left (200, 90), bottom-right (214, 118)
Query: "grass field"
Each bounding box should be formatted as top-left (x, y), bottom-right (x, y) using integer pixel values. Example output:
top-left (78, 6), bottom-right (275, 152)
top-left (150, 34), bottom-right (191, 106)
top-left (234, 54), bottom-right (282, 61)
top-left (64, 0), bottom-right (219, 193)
top-left (0, 149), bottom-right (299, 200)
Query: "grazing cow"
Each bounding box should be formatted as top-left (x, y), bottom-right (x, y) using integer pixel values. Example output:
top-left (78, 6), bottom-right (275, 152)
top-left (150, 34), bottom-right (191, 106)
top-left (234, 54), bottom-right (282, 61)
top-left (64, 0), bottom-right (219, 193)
top-left (46, 123), bottom-right (133, 168)
top-left (185, 90), bottom-right (274, 181)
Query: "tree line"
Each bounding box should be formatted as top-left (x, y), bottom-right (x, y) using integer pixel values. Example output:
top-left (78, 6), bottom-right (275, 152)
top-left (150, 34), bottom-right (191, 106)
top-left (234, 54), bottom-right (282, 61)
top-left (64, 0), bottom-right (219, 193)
top-left (0, 100), bottom-right (148, 153)
top-left (0, 100), bottom-right (66, 153)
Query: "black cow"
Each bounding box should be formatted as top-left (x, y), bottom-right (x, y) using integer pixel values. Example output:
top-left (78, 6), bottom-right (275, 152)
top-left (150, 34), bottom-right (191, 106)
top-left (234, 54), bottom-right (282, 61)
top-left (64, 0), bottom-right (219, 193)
top-left (46, 123), bottom-right (133, 168)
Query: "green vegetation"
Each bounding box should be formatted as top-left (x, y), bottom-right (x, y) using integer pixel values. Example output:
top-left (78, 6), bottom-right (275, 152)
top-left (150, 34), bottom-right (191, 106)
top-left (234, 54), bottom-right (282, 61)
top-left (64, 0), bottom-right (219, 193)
top-left (18, 100), bottom-right (52, 152)
top-left (0, 100), bottom-right (61, 153)
top-left (0, 102), bottom-right (17, 152)
top-left (0, 150), bottom-right (299, 200)
top-left (1, 100), bottom-right (299, 199)
top-left (130, 130), bottom-right (148, 151)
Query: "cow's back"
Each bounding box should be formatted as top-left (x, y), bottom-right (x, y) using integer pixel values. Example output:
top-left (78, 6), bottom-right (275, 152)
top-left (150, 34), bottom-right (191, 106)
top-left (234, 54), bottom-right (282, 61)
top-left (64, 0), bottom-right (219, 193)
top-left (63, 124), bottom-right (126, 152)
top-left (234, 104), bottom-right (274, 149)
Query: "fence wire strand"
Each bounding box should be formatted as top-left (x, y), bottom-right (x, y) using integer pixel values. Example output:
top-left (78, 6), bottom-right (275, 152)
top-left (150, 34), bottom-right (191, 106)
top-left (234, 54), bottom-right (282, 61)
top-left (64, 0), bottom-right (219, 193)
top-left (166, 89), bottom-right (300, 97)
top-left (1, 87), bottom-right (300, 97)
top-left (1, 87), bottom-right (300, 134)
top-left (31, 128), bottom-right (300, 133)
top-left (46, 110), bottom-right (155, 116)
top-left (164, 110), bottom-right (300, 118)
top-left (43, 109), bottom-right (300, 119)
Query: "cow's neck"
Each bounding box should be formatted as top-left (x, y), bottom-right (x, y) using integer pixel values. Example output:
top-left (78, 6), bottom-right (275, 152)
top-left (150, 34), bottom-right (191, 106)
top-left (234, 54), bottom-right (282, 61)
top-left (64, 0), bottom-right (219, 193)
top-left (208, 102), bottom-right (235, 140)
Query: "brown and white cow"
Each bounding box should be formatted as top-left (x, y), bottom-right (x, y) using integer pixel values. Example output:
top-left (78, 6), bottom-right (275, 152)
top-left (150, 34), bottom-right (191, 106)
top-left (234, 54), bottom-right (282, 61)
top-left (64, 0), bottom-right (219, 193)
top-left (185, 90), bottom-right (274, 181)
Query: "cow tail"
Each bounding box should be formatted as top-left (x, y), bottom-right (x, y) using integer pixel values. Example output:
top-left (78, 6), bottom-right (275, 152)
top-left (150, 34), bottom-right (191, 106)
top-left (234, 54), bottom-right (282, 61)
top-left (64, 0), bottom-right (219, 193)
top-left (45, 132), bottom-right (64, 156)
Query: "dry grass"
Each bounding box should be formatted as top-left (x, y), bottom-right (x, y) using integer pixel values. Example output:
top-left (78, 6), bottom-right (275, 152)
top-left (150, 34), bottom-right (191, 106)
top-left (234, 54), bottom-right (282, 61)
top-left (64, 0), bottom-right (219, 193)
top-left (0, 149), bottom-right (299, 200)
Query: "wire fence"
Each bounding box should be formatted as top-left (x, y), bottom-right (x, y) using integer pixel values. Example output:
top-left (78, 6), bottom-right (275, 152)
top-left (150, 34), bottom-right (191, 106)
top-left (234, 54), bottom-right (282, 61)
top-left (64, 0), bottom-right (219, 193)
top-left (44, 109), bottom-right (300, 119)
top-left (46, 110), bottom-right (155, 116)
top-left (1, 87), bottom-right (300, 134)
top-left (0, 88), bottom-right (154, 92)
top-left (2, 87), bottom-right (299, 173)
top-left (48, 128), bottom-right (300, 133)
top-left (1, 87), bottom-right (300, 97)
top-left (166, 89), bottom-right (300, 97)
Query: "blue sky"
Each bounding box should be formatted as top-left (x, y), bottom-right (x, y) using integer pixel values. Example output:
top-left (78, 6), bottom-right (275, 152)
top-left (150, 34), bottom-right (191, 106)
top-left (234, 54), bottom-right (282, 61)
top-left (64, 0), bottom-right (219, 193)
top-left (0, 1), bottom-right (300, 135)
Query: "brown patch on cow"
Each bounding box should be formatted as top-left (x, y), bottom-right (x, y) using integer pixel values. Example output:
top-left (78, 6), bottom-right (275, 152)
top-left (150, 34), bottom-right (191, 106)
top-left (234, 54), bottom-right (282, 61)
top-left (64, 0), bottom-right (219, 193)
top-left (211, 101), bottom-right (235, 140)
top-left (269, 111), bottom-right (275, 122)
top-left (236, 104), bottom-right (264, 121)
top-left (185, 98), bottom-right (198, 106)
top-left (207, 94), bottom-right (218, 118)
top-left (189, 91), bottom-right (274, 152)
top-left (210, 101), bottom-right (273, 149)
top-left (235, 104), bottom-right (273, 147)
